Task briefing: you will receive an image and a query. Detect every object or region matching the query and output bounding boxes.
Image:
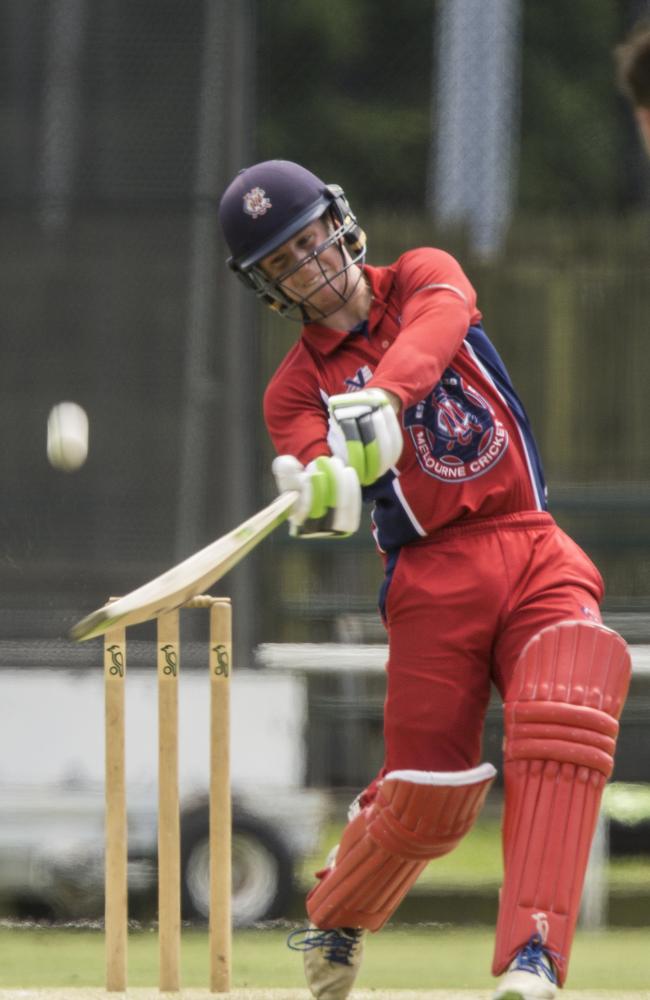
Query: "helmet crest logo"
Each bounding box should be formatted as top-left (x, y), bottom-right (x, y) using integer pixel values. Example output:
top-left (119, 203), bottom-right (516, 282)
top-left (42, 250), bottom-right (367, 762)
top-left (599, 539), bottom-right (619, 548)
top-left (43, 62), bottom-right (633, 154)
top-left (242, 186), bottom-right (272, 218)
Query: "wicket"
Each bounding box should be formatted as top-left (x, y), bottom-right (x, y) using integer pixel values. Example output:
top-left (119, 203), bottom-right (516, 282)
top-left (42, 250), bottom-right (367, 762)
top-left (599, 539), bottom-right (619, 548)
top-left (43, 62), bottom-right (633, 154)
top-left (104, 595), bottom-right (232, 993)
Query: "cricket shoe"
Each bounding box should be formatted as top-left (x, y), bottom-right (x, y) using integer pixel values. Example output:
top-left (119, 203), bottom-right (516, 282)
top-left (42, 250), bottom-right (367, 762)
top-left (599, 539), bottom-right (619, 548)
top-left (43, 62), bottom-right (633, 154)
top-left (287, 924), bottom-right (365, 1000)
top-left (493, 934), bottom-right (559, 1000)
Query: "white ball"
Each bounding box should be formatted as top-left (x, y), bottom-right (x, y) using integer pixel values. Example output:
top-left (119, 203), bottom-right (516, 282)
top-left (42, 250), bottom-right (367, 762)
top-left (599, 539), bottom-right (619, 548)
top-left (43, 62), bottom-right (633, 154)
top-left (47, 402), bottom-right (89, 472)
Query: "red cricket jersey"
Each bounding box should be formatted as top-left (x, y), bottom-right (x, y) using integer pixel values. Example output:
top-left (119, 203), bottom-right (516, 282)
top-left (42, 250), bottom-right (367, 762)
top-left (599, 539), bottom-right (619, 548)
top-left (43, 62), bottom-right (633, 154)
top-left (264, 247), bottom-right (547, 552)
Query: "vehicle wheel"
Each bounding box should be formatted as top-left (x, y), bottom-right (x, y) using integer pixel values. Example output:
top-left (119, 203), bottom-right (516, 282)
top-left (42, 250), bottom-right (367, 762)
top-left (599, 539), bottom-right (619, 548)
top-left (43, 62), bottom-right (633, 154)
top-left (180, 806), bottom-right (294, 925)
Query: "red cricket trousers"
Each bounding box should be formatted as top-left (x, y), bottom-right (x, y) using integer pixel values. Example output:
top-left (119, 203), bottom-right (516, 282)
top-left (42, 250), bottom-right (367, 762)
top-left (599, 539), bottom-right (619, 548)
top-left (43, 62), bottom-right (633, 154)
top-left (376, 511), bottom-right (604, 779)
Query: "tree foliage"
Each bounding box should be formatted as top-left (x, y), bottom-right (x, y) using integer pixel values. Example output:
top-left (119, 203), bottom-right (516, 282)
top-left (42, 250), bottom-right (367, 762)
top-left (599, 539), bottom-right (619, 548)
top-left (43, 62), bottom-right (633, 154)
top-left (256, 0), bottom-right (638, 214)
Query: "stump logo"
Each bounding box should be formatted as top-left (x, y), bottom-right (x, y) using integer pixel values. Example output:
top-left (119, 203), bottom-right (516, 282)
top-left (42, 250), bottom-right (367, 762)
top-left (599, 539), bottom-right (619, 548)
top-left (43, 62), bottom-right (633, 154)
top-left (404, 368), bottom-right (508, 482)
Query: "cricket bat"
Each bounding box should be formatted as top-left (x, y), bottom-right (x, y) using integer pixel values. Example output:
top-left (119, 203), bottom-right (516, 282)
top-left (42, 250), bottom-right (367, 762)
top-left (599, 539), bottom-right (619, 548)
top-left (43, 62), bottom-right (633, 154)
top-left (70, 490), bottom-right (299, 641)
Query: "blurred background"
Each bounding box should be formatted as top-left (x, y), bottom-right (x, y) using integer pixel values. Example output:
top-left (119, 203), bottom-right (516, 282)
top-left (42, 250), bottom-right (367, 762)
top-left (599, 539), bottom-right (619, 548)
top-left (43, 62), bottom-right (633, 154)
top-left (1, 0), bottom-right (650, 934)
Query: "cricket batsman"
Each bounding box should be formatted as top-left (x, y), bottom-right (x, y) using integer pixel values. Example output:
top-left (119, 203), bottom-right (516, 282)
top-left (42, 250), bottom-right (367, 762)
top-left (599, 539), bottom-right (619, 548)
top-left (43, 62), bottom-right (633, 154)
top-left (218, 160), bottom-right (631, 1000)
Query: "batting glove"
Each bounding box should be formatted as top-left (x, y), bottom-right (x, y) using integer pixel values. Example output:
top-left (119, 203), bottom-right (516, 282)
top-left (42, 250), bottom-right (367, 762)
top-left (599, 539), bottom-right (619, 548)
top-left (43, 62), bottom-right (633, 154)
top-left (272, 454), bottom-right (361, 538)
top-left (328, 388), bottom-right (403, 486)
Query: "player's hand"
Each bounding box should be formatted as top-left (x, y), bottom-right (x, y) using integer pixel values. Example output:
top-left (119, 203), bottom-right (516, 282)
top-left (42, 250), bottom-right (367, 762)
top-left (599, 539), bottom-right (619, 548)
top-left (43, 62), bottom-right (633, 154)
top-left (272, 454), bottom-right (361, 538)
top-left (328, 388), bottom-right (403, 485)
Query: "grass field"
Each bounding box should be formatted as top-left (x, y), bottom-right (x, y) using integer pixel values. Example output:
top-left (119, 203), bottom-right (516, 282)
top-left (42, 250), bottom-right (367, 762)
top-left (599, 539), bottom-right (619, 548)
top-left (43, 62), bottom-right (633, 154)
top-left (2, 818), bottom-right (648, 998)
top-left (0, 924), bottom-right (649, 993)
top-left (297, 817), bottom-right (650, 893)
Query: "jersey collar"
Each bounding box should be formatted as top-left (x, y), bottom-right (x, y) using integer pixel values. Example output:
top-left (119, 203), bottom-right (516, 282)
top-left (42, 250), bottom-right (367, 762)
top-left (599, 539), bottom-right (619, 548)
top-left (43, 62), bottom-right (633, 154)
top-left (300, 264), bottom-right (396, 356)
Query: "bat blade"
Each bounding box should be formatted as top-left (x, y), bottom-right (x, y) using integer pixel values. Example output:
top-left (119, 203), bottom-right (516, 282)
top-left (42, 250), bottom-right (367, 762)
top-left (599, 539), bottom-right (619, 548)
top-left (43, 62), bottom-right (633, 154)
top-left (70, 490), bottom-right (299, 641)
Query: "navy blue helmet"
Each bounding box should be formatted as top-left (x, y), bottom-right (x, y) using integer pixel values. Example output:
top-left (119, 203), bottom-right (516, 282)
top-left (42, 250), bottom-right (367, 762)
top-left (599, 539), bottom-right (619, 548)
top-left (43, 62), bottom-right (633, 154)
top-left (218, 159), bottom-right (366, 320)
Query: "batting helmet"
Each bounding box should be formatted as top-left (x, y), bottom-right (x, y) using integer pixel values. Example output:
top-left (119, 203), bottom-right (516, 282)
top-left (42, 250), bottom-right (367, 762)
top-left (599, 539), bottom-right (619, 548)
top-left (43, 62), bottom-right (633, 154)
top-left (218, 159), bottom-right (366, 319)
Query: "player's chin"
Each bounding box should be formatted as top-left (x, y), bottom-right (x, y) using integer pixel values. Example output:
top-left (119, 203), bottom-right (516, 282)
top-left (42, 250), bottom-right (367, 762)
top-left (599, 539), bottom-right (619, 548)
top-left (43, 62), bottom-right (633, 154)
top-left (305, 278), bottom-right (347, 310)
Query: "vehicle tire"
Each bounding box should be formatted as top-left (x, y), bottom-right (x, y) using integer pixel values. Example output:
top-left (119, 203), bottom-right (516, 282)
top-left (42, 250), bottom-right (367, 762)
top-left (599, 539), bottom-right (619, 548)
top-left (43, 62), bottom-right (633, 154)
top-left (180, 806), bottom-right (294, 925)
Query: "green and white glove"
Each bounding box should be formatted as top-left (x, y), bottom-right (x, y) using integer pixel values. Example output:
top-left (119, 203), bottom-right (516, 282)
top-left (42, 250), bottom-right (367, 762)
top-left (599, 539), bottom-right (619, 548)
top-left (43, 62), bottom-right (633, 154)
top-left (272, 454), bottom-right (361, 538)
top-left (328, 388), bottom-right (403, 486)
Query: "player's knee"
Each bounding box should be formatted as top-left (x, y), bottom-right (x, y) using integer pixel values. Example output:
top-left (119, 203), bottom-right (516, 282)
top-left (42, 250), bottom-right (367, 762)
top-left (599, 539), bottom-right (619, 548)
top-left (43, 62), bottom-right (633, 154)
top-left (383, 718), bottom-right (484, 775)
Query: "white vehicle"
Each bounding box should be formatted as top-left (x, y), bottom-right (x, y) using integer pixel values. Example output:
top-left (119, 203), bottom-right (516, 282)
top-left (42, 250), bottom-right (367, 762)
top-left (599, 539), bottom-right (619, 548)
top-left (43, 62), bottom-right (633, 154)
top-left (1, 659), bottom-right (326, 925)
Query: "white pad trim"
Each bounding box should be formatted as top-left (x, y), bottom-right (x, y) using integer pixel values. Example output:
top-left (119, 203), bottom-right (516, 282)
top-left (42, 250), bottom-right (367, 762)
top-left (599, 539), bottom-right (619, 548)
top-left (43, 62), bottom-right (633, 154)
top-left (384, 762), bottom-right (497, 787)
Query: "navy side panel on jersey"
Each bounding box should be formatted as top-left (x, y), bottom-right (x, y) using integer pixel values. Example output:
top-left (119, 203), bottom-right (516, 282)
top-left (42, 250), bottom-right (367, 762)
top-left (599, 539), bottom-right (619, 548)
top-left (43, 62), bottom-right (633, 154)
top-left (364, 473), bottom-right (421, 552)
top-left (465, 325), bottom-right (547, 510)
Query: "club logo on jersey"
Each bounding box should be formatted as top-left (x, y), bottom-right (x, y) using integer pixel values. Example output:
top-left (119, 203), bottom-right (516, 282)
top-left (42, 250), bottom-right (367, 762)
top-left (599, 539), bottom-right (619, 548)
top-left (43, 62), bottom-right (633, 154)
top-left (344, 365), bottom-right (373, 391)
top-left (403, 367), bottom-right (508, 482)
top-left (242, 186), bottom-right (272, 218)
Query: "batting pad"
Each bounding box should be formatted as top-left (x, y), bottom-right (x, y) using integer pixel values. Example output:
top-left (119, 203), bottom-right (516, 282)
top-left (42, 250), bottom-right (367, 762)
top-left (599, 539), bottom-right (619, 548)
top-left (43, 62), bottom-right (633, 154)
top-left (493, 620), bottom-right (631, 985)
top-left (307, 762), bottom-right (496, 931)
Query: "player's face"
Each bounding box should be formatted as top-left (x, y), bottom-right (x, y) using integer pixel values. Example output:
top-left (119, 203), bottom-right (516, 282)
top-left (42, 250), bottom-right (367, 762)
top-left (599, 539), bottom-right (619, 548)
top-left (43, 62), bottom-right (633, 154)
top-left (260, 218), bottom-right (355, 316)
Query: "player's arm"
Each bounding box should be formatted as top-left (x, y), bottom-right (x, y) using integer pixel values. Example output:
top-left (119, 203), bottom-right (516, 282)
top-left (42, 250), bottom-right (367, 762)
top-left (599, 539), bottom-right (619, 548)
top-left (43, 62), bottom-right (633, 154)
top-left (263, 358), bottom-right (331, 465)
top-left (367, 248), bottom-right (479, 410)
top-left (264, 352), bottom-right (362, 538)
top-left (326, 250), bottom-right (478, 485)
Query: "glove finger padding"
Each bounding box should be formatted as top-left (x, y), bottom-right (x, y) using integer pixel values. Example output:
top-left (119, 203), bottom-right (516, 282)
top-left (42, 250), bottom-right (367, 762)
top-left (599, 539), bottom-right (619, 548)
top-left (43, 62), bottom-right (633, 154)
top-left (321, 459), bottom-right (361, 535)
top-left (271, 454), bottom-right (361, 537)
top-left (271, 454), bottom-right (313, 525)
top-left (300, 456), bottom-right (361, 536)
top-left (367, 404), bottom-right (403, 483)
top-left (328, 388), bottom-right (403, 485)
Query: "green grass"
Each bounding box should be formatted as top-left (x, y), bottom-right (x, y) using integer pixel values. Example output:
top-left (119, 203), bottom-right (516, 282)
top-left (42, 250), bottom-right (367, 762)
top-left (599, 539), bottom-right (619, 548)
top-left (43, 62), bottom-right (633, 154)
top-left (2, 818), bottom-right (648, 992)
top-left (296, 819), bottom-right (503, 892)
top-left (0, 925), bottom-right (649, 990)
top-left (298, 818), bottom-right (650, 891)
top-left (607, 854), bottom-right (650, 886)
